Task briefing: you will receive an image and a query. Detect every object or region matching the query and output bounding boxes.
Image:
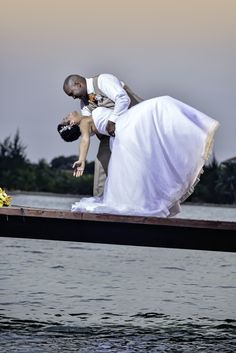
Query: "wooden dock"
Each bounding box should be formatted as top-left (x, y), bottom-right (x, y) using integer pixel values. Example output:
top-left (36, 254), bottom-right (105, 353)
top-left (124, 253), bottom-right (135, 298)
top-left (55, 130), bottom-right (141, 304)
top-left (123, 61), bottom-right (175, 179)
top-left (0, 206), bottom-right (236, 252)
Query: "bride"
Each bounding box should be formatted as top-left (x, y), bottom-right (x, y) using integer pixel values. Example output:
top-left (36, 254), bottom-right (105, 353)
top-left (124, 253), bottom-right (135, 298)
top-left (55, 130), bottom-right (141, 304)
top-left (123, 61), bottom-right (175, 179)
top-left (57, 95), bottom-right (219, 217)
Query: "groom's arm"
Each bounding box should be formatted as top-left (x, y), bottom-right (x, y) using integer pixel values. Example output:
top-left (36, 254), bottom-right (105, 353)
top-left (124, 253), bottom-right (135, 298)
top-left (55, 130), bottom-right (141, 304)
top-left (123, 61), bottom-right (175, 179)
top-left (98, 74), bottom-right (130, 135)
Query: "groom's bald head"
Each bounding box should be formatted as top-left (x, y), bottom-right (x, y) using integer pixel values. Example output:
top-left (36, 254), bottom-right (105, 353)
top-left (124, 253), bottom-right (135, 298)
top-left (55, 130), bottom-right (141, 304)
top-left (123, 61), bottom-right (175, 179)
top-left (63, 74), bottom-right (87, 99)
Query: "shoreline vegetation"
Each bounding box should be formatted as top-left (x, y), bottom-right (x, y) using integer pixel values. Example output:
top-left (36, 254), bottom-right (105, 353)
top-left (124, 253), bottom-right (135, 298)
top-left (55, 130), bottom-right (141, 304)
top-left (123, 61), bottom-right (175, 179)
top-left (1, 131), bottom-right (236, 205)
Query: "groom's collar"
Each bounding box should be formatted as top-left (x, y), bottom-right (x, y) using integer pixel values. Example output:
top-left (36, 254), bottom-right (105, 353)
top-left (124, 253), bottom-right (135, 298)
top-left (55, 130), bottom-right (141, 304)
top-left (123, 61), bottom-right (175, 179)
top-left (85, 78), bottom-right (94, 94)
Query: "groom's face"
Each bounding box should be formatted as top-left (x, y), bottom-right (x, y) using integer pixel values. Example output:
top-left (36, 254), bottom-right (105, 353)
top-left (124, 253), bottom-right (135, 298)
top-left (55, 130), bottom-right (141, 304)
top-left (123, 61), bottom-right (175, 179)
top-left (67, 81), bottom-right (87, 100)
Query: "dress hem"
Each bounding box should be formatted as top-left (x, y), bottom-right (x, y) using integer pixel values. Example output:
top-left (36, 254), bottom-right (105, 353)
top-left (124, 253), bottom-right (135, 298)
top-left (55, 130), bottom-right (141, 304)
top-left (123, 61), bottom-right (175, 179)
top-left (169, 120), bottom-right (220, 210)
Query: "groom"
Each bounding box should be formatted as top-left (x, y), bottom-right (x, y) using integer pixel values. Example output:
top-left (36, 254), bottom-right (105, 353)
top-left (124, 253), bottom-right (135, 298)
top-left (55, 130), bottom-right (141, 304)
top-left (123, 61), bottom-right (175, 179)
top-left (63, 73), bottom-right (143, 197)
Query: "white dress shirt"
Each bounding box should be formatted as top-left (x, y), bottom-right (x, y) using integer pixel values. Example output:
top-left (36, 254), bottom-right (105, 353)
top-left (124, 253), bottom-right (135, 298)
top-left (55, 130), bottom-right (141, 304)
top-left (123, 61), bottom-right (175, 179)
top-left (81, 73), bottom-right (130, 123)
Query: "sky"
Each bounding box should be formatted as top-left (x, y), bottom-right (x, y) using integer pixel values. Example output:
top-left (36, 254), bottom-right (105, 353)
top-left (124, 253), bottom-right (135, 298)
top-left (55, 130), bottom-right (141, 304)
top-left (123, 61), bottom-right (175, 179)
top-left (0, 0), bottom-right (235, 163)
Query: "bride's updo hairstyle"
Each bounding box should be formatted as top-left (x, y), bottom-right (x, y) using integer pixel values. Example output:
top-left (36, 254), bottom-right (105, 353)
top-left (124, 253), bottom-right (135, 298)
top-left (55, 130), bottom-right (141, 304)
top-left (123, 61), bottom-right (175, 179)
top-left (57, 124), bottom-right (81, 142)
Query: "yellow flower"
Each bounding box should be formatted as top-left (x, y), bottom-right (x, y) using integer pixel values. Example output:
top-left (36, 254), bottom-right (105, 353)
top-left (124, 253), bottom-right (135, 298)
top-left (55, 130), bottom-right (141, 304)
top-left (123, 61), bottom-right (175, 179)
top-left (0, 187), bottom-right (12, 207)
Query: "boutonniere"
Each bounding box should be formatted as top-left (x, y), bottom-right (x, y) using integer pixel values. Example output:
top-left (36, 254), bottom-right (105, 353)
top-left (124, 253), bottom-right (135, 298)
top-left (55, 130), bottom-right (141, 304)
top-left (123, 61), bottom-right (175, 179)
top-left (0, 187), bottom-right (12, 207)
top-left (95, 94), bottom-right (103, 102)
top-left (88, 93), bottom-right (103, 103)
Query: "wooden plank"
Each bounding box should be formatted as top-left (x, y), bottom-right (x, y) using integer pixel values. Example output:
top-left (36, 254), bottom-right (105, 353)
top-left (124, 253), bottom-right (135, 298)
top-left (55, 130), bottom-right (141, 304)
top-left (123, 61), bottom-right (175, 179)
top-left (0, 206), bottom-right (236, 229)
top-left (0, 206), bottom-right (236, 252)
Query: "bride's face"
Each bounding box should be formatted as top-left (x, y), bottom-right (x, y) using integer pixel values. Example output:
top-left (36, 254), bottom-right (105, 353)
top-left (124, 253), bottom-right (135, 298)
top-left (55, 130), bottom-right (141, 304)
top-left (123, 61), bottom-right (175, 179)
top-left (62, 111), bottom-right (81, 126)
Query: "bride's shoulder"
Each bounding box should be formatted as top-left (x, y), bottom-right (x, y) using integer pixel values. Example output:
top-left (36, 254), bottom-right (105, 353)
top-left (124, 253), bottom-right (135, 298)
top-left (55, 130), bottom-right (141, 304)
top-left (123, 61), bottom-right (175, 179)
top-left (79, 115), bottom-right (93, 127)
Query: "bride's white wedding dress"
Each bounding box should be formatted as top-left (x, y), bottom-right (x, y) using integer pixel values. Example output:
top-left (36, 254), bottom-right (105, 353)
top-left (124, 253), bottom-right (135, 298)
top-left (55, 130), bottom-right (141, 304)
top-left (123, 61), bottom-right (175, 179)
top-left (72, 96), bottom-right (219, 217)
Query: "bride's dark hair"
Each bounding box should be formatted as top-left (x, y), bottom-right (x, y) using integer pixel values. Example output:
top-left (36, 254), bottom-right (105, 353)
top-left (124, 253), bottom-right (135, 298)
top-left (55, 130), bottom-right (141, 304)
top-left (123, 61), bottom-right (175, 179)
top-left (57, 124), bottom-right (81, 142)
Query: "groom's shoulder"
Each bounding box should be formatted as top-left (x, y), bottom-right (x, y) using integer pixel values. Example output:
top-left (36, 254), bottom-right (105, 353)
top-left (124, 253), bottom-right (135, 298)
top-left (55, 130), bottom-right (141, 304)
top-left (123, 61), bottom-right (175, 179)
top-left (97, 73), bottom-right (119, 81)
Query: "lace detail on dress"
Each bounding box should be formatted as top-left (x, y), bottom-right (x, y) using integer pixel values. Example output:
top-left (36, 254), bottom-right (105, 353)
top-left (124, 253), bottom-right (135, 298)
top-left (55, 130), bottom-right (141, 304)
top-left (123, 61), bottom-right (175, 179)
top-left (178, 120), bottom-right (220, 204)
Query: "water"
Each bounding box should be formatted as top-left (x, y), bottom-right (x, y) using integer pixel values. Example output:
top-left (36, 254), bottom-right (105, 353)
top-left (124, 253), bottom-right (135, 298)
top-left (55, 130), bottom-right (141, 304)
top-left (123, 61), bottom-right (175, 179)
top-left (1, 193), bottom-right (236, 352)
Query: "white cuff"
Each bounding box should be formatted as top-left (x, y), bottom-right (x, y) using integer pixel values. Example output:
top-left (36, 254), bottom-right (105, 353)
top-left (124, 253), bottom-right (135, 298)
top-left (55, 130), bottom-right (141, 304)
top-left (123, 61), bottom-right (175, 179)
top-left (109, 114), bottom-right (119, 123)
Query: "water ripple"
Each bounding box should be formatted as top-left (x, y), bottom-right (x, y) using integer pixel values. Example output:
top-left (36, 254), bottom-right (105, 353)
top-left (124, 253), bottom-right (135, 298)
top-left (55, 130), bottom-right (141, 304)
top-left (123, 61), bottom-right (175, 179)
top-left (0, 314), bottom-right (236, 353)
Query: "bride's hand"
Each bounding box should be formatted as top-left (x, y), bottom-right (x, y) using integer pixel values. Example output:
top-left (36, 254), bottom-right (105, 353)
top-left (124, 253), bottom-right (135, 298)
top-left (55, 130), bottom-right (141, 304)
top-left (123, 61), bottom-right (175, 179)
top-left (72, 160), bottom-right (85, 177)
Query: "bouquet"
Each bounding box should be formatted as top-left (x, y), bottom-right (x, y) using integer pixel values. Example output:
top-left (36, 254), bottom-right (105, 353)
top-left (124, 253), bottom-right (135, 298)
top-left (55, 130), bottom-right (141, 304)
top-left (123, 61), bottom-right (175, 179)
top-left (0, 188), bottom-right (12, 207)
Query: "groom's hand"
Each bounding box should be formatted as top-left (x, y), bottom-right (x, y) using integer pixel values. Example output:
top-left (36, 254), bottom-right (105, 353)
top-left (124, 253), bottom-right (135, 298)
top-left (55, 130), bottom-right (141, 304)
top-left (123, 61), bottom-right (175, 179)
top-left (106, 120), bottom-right (116, 137)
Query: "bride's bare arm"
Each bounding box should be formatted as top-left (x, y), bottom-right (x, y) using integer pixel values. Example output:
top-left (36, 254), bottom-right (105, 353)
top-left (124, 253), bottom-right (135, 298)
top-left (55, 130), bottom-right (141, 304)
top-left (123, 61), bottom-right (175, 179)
top-left (72, 118), bottom-right (92, 177)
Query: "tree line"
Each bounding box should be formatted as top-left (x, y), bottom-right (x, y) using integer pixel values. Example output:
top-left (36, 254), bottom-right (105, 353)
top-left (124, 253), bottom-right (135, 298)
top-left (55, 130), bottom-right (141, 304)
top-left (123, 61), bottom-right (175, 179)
top-left (0, 131), bottom-right (94, 195)
top-left (0, 131), bottom-right (236, 204)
